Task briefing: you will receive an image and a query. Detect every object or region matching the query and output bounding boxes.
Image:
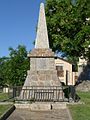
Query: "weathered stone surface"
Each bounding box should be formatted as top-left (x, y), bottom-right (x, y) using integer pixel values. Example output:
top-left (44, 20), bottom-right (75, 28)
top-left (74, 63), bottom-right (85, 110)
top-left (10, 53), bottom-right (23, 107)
top-left (7, 108), bottom-right (72, 120)
top-left (23, 70), bottom-right (61, 87)
top-left (21, 64), bottom-right (62, 99)
top-left (35, 3), bottom-right (49, 49)
top-left (28, 49), bottom-right (54, 57)
top-left (7, 102), bottom-right (72, 120)
top-left (30, 58), bottom-right (56, 70)
top-left (15, 102), bottom-right (66, 110)
top-left (52, 102), bottom-right (66, 109)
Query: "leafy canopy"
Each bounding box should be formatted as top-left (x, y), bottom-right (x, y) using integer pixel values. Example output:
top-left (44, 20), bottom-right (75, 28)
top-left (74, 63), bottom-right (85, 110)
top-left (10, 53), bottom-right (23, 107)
top-left (0, 45), bottom-right (29, 86)
top-left (45, 0), bottom-right (90, 62)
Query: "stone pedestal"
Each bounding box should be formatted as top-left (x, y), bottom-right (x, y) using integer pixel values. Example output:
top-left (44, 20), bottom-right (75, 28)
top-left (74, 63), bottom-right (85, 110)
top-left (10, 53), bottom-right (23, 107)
top-left (23, 48), bottom-right (61, 87)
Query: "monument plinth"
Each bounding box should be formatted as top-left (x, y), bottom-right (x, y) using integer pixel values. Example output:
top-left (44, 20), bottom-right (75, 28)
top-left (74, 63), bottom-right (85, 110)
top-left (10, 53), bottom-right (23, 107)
top-left (20, 3), bottom-right (63, 100)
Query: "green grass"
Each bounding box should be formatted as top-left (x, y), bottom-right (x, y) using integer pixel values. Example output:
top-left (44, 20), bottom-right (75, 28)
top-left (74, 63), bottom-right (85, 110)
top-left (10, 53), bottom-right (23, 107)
top-left (0, 105), bottom-right (12, 116)
top-left (0, 93), bottom-right (9, 101)
top-left (68, 92), bottom-right (90, 120)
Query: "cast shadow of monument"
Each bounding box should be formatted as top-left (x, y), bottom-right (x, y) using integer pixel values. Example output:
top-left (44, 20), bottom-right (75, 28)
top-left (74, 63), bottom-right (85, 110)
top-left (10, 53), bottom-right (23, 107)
top-left (63, 85), bottom-right (80, 102)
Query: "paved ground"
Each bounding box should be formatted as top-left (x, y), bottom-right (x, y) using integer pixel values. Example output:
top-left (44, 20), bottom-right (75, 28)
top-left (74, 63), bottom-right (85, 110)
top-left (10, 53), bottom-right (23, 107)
top-left (7, 108), bottom-right (72, 120)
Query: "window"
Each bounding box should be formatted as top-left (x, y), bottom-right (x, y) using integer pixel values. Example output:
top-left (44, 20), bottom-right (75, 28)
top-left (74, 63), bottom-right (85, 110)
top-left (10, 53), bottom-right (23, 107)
top-left (56, 65), bottom-right (64, 77)
top-left (56, 66), bottom-right (63, 71)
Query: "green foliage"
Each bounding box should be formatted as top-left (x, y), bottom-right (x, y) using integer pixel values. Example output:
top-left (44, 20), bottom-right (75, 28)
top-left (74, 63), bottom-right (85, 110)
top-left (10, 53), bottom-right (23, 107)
top-left (0, 45), bottom-right (29, 86)
top-left (45, 0), bottom-right (90, 62)
top-left (0, 57), bottom-right (9, 86)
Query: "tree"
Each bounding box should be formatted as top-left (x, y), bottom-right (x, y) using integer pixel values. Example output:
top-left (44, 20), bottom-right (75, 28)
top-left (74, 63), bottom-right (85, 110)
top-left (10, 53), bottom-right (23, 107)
top-left (45, 0), bottom-right (90, 62)
top-left (0, 45), bottom-right (29, 86)
top-left (8, 45), bottom-right (29, 86)
top-left (0, 57), bottom-right (8, 86)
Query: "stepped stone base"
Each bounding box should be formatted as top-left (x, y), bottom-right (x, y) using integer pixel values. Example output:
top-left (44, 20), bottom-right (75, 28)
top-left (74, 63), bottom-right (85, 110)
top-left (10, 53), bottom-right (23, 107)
top-left (15, 102), bottom-right (66, 110)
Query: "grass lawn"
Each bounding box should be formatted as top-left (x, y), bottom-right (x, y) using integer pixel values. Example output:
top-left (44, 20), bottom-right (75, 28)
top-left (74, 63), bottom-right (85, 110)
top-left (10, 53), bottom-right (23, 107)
top-left (0, 105), bottom-right (12, 116)
top-left (0, 93), bottom-right (9, 101)
top-left (68, 92), bottom-right (90, 120)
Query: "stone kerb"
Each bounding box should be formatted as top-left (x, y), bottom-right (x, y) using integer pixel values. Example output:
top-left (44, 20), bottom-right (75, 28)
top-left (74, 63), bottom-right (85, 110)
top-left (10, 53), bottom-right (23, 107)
top-left (15, 102), bottom-right (66, 111)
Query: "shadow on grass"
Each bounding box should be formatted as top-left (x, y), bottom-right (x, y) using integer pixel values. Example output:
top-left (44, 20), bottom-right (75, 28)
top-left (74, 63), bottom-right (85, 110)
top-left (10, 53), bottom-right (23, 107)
top-left (63, 86), bottom-right (80, 102)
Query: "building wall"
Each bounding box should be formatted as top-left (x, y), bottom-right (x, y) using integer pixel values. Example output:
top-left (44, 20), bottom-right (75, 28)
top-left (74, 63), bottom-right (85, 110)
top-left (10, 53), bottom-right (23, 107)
top-left (55, 58), bottom-right (75, 85)
top-left (78, 57), bottom-right (87, 76)
top-left (72, 72), bottom-right (78, 85)
top-left (78, 57), bottom-right (90, 80)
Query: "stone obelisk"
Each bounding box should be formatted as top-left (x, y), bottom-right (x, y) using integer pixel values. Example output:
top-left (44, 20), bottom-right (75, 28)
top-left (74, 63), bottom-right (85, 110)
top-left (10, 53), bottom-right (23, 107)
top-left (22, 3), bottom-right (61, 87)
top-left (35, 3), bottom-right (49, 49)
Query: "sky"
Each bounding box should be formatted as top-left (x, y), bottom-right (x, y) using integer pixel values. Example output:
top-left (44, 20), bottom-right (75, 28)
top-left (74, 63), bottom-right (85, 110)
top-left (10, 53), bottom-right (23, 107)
top-left (0, 0), bottom-right (45, 57)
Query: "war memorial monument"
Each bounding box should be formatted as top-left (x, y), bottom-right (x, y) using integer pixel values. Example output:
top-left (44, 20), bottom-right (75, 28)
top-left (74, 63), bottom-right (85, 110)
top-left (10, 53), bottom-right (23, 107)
top-left (20, 3), bottom-right (64, 102)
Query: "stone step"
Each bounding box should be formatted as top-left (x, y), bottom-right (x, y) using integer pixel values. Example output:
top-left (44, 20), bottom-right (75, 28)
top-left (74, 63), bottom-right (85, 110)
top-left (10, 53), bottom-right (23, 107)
top-left (15, 102), bottom-right (67, 111)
